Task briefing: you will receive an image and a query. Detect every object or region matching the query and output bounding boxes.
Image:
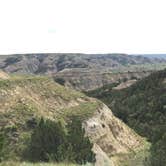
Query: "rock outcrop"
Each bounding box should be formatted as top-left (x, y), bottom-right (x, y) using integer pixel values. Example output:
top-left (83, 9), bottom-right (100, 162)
top-left (0, 70), bottom-right (9, 79)
top-left (83, 104), bottom-right (146, 166)
top-left (112, 79), bottom-right (137, 90)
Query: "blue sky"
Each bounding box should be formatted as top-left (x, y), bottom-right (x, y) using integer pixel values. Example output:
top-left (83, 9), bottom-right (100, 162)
top-left (0, 0), bottom-right (166, 54)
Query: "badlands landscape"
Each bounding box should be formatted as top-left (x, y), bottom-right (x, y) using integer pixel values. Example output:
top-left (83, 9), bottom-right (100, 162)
top-left (0, 53), bottom-right (165, 166)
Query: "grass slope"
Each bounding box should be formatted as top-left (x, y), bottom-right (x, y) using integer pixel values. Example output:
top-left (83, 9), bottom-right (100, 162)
top-left (0, 76), bottom-right (100, 161)
top-left (0, 162), bottom-right (93, 166)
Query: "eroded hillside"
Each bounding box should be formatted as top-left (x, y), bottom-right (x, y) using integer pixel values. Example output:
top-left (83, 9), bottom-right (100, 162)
top-left (0, 53), bottom-right (165, 74)
top-left (54, 69), bottom-right (152, 91)
top-left (0, 70), bottom-right (9, 80)
top-left (0, 75), bottom-right (149, 166)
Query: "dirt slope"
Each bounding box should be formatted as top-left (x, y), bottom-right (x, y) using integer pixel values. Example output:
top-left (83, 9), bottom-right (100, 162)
top-left (0, 70), bottom-right (9, 79)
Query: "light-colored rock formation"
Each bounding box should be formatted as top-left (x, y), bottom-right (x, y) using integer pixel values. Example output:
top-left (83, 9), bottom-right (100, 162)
top-left (0, 70), bottom-right (9, 79)
top-left (83, 104), bottom-right (145, 166)
top-left (113, 79), bottom-right (137, 90)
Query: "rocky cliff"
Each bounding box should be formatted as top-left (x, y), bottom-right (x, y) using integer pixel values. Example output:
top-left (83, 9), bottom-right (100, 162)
top-left (84, 104), bottom-right (149, 166)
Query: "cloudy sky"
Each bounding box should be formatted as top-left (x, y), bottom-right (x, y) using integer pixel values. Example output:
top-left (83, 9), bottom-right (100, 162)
top-left (0, 0), bottom-right (166, 54)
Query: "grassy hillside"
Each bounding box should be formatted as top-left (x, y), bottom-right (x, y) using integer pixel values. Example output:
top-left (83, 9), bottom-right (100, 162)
top-left (0, 76), bottom-right (100, 163)
top-left (0, 162), bottom-right (81, 166)
top-left (0, 162), bottom-right (93, 166)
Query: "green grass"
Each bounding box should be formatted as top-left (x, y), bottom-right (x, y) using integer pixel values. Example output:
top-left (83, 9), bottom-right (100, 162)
top-left (0, 76), bottom-right (85, 100)
top-left (0, 162), bottom-right (78, 166)
top-left (0, 162), bottom-right (94, 166)
top-left (56, 101), bottom-right (102, 122)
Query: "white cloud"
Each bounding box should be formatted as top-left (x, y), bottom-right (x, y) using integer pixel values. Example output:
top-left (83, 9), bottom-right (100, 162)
top-left (0, 0), bottom-right (166, 54)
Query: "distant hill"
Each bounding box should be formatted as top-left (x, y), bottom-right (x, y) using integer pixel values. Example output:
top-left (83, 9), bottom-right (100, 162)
top-left (0, 53), bottom-right (165, 74)
top-left (0, 53), bottom-right (166, 91)
top-left (135, 54), bottom-right (166, 59)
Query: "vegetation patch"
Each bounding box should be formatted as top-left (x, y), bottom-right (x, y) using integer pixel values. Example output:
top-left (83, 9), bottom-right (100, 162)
top-left (0, 75), bottom-right (99, 165)
top-left (56, 101), bottom-right (101, 122)
top-left (24, 118), bottom-right (95, 165)
top-left (87, 69), bottom-right (166, 166)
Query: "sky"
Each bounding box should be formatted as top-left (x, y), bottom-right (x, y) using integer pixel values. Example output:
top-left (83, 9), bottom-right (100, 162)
top-left (0, 0), bottom-right (166, 54)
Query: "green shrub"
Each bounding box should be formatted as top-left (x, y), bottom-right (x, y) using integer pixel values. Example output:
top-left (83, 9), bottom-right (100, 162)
top-left (67, 117), bottom-right (95, 164)
top-left (0, 132), bottom-right (5, 161)
top-left (26, 117), bottom-right (95, 164)
top-left (54, 78), bottom-right (65, 86)
top-left (148, 133), bottom-right (166, 166)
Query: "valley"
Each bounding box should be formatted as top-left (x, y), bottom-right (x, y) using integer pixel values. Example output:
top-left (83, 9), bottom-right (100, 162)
top-left (0, 53), bottom-right (165, 166)
top-left (0, 53), bottom-right (166, 91)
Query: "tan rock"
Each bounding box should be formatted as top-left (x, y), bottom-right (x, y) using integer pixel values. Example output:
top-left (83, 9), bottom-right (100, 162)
top-left (0, 70), bottom-right (9, 79)
top-left (83, 104), bottom-right (145, 165)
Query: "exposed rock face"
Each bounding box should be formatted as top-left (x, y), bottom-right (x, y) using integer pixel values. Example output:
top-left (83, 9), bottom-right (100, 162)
top-left (112, 79), bottom-right (137, 90)
top-left (93, 144), bottom-right (114, 166)
top-left (0, 70), bottom-right (9, 79)
top-left (0, 53), bottom-right (165, 74)
top-left (83, 104), bottom-right (146, 166)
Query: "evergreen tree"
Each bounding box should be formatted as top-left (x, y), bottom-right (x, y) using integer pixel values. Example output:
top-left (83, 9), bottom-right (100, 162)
top-left (26, 117), bottom-right (95, 164)
top-left (0, 132), bottom-right (4, 161)
top-left (149, 133), bottom-right (166, 166)
top-left (68, 117), bottom-right (95, 164)
top-left (28, 118), bottom-right (67, 162)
